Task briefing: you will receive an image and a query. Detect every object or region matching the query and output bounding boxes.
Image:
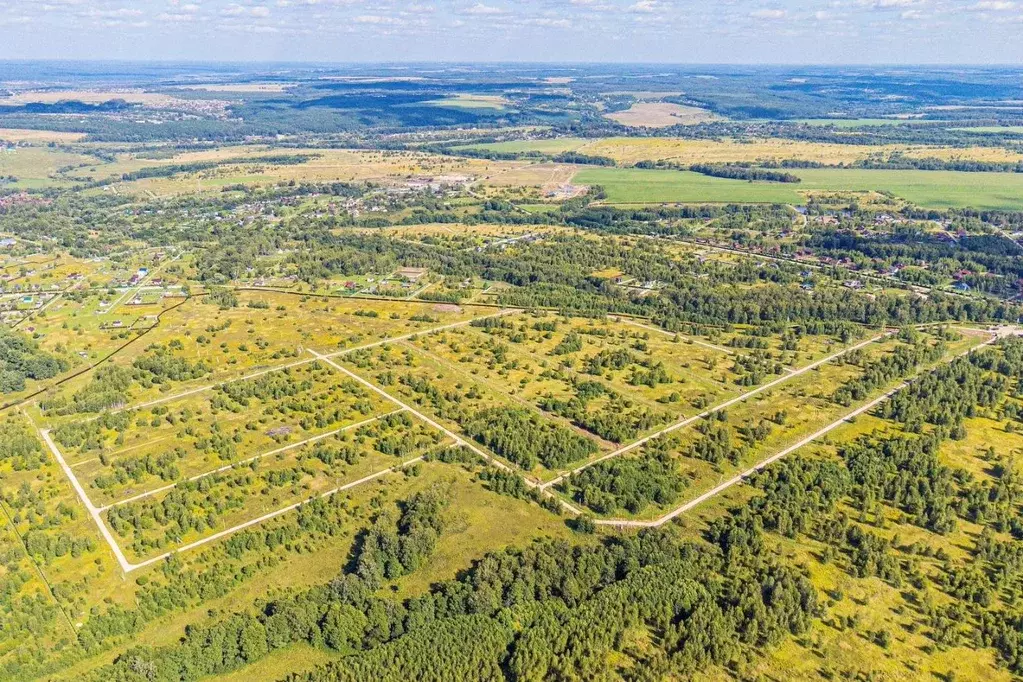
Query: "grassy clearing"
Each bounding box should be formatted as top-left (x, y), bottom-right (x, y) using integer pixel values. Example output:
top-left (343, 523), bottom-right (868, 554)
top-left (0, 128), bottom-right (87, 142)
top-left (0, 147), bottom-right (95, 190)
top-left (462, 136), bottom-right (1023, 166)
top-left (951, 126), bottom-right (1023, 134)
top-left (606, 103), bottom-right (718, 128)
top-left (686, 337), bottom-right (1011, 681)
top-left (794, 168), bottom-right (1023, 211)
top-left (574, 165), bottom-right (1023, 210)
top-left (108, 414), bottom-right (448, 563)
top-left (423, 94), bottom-right (511, 111)
top-left (575, 167), bottom-right (802, 204)
top-left (31, 291), bottom-right (481, 423)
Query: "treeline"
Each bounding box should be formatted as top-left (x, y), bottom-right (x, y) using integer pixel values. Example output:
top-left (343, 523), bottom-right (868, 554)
top-left (633, 159), bottom-right (801, 182)
top-left (690, 163), bottom-right (802, 183)
top-left (41, 346), bottom-right (211, 417)
top-left (87, 154), bottom-right (317, 188)
top-left (0, 326), bottom-right (67, 394)
top-left (856, 152), bottom-right (1023, 173)
top-left (551, 152), bottom-right (616, 166)
top-left (90, 518), bottom-right (820, 682)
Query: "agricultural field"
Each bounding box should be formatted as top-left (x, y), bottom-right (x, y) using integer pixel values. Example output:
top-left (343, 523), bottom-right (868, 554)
top-left (460, 136), bottom-right (1023, 166)
top-left (0, 146), bottom-right (98, 190)
top-left (793, 168), bottom-right (1023, 211)
top-left (575, 165), bottom-right (1023, 210)
top-left (576, 167), bottom-right (803, 204)
top-left (606, 103), bottom-right (719, 128)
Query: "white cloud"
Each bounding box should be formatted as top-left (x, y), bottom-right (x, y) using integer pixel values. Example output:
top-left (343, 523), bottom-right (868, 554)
top-left (629, 0), bottom-right (660, 12)
top-left (750, 8), bottom-right (786, 19)
top-left (157, 12), bottom-right (198, 22)
top-left (968, 0), bottom-right (1015, 9)
top-left (857, 0), bottom-right (923, 8)
top-left (354, 14), bottom-right (400, 24)
top-left (462, 3), bottom-right (504, 15)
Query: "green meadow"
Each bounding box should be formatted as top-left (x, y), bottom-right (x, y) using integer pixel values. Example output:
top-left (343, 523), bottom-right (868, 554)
top-left (795, 168), bottom-right (1023, 210)
top-left (951, 126), bottom-right (1023, 134)
top-left (575, 166), bottom-right (1023, 210)
top-left (573, 168), bottom-right (802, 204)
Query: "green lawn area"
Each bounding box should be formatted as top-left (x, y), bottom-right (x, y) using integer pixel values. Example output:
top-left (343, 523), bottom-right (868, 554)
top-left (573, 166), bottom-right (1023, 210)
top-left (794, 168), bottom-right (1023, 210)
top-left (574, 168), bottom-right (802, 204)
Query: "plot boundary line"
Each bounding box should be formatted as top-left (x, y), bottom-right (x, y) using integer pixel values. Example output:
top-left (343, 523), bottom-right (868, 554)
top-left (539, 330), bottom-right (890, 491)
top-left (101, 409), bottom-right (406, 511)
top-left (593, 332), bottom-right (997, 528)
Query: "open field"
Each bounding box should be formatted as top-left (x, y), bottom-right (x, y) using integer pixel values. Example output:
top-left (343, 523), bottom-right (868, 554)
top-left (794, 168), bottom-right (1023, 211)
top-left (424, 94), bottom-right (512, 111)
top-left (459, 136), bottom-right (1023, 165)
top-left (51, 360), bottom-right (394, 505)
top-left (8, 62), bottom-right (1023, 682)
top-left (104, 411), bottom-right (447, 562)
top-left (574, 165), bottom-right (1023, 209)
top-left (0, 90), bottom-right (196, 108)
top-left (575, 167), bottom-right (802, 204)
top-left (0, 128), bottom-right (87, 142)
top-left (0, 146), bottom-right (96, 190)
top-left (951, 126), bottom-right (1023, 134)
top-left (175, 83), bottom-right (293, 93)
top-left (606, 102), bottom-right (718, 127)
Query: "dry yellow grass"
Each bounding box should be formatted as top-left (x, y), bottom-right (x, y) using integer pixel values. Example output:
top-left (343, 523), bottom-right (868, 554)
top-left (606, 103), bottom-right (719, 128)
top-left (574, 137), bottom-right (1023, 165)
top-left (482, 161), bottom-right (578, 188)
top-left (0, 128), bottom-right (86, 142)
top-left (0, 89), bottom-right (193, 108)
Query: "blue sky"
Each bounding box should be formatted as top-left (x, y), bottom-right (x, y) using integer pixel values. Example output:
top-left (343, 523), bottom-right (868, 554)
top-left (0, 0), bottom-right (1020, 63)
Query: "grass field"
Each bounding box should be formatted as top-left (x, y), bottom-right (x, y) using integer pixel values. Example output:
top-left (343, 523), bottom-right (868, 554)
top-left (459, 136), bottom-right (1023, 166)
top-left (424, 94), bottom-right (511, 111)
top-left (0, 146), bottom-right (95, 189)
top-left (575, 167), bottom-right (802, 204)
top-left (0, 128), bottom-right (87, 142)
top-left (575, 166), bottom-right (1023, 209)
top-left (951, 126), bottom-right (1023, 134)
top-left (606, 103), bottom-right (718, 128)
top-left (794, 168), bottom-right (1023, 210)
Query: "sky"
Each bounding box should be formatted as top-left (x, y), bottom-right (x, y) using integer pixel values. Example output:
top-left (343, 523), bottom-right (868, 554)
top-left (0, 0), bottom-right (1021, 64)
